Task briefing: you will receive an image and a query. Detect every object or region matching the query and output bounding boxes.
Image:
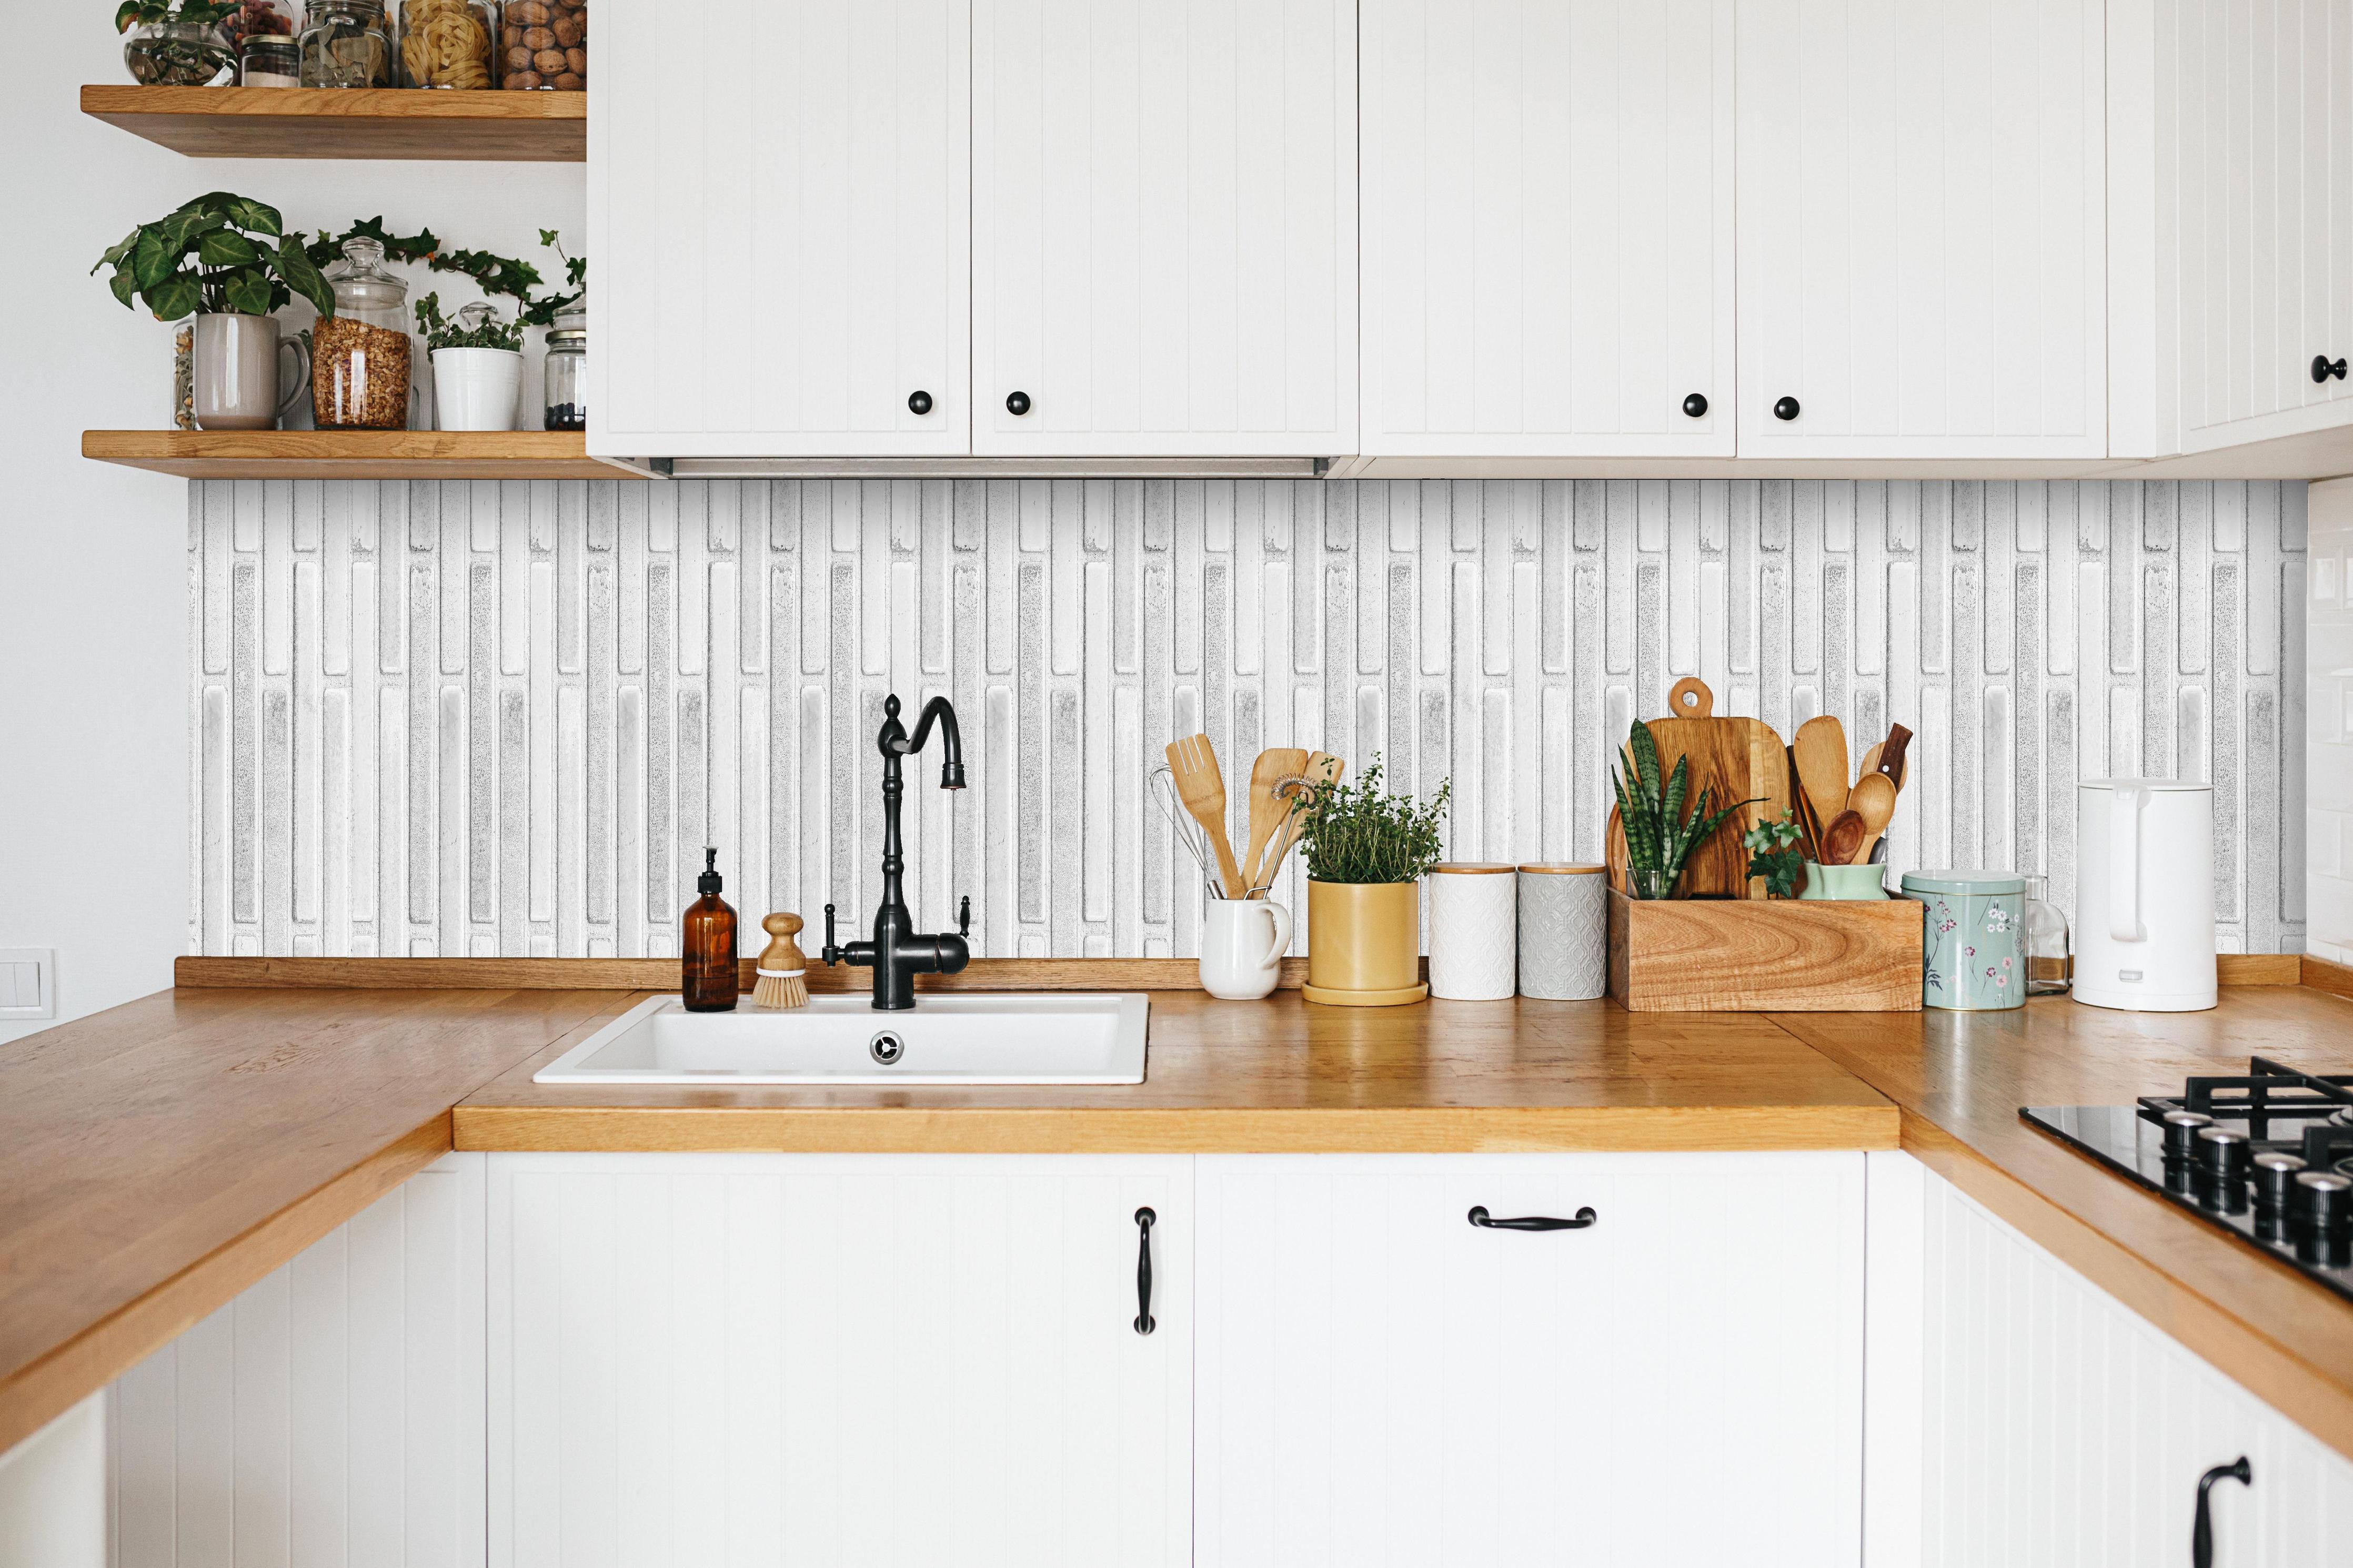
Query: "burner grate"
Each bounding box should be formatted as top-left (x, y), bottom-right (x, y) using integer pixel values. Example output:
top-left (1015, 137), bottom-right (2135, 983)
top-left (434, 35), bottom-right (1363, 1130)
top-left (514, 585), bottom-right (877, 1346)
top-left (2137, 1055), bottom-right (2353, 1144)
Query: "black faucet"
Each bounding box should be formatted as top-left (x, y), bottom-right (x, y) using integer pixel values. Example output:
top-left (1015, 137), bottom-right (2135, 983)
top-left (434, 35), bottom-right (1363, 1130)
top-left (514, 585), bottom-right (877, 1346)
top-left (820, 693), bottom-right (972, 1010)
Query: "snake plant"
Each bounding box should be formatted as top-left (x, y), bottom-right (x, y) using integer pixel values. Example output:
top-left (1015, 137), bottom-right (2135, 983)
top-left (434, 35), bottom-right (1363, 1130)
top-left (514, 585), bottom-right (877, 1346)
top-left (1610, 720), bottom-right (1756, 898)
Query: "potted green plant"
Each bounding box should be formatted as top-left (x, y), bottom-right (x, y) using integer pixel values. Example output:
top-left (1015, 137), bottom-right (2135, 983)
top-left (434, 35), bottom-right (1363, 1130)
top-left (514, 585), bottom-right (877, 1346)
top-left (415, 295), bottom-right (525, 431)
top-left (94, 193), bottom-right (334, 431)
top-left (116, 0), bottom-right (238, 82)
top-left (1742, 808), bottom-right (1806, 897)
top-left (1293, 757), bottom-right (1450, 1006)
top-left (1610, 720), bottom-right (1753, 899)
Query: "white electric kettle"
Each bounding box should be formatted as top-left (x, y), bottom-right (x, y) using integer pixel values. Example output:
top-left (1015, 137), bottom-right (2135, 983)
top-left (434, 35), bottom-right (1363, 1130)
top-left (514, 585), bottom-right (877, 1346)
top-left (2073, 778), bottom-right (2216, 1012)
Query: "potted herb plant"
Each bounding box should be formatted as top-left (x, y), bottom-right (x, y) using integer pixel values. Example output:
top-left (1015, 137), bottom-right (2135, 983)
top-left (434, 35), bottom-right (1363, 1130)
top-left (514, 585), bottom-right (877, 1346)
top-left (1610, 720), bottom-right (1753, 899)
top-left (94, 193), bottom-right (334, 431)
top-left (1294, 757), bottom-right (1451, 1006)
top-left (116, 0), bottom-right (238, 83)
top-left (415, 295), bottom-right (525, 431)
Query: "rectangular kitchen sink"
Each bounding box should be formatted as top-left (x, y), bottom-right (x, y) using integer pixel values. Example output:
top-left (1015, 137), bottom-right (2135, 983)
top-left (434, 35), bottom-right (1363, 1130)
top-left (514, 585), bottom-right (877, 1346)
top-left (532, 993), bottom-right (1150, 1086)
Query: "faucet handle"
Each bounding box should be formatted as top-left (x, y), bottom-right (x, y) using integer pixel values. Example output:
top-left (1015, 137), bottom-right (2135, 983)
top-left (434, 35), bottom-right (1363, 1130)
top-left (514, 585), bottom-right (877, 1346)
top-left (820, 902), bottom-right (840, 966)
top-left (958, 894), bottom-right (971, 939)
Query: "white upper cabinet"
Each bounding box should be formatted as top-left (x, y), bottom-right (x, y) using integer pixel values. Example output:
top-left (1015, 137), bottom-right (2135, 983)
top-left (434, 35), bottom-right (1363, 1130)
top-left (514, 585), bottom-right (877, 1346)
top-left (1735, 0), bottom-right (2108, 459)
top-left (1360, 0), bottom-right (1735, 458)
top-left (970, 0), bottom-right (1357, 457)
top-left (590, 0), bottom-right (971, 459)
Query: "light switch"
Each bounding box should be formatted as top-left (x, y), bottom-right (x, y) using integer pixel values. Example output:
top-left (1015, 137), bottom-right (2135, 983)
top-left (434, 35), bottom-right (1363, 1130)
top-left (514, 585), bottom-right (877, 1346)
top-left (0, 949), bottom-right (54, 1020)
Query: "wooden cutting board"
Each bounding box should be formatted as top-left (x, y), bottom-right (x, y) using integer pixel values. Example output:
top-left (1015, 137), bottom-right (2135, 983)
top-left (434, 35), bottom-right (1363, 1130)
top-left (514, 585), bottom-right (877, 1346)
top-left (1606, 678), bottom-right (1787, 898)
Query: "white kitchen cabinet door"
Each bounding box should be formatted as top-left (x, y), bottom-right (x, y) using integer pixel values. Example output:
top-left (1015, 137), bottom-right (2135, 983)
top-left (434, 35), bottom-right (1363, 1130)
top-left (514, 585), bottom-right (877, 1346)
top-left (590, 0), bottom-right (970, 459)
top-left (2163, 0), bottom-right (2353, 453)
top-left (970, 0), bottom-right (1356, 457)
top-left (489, 1154), bottom-right (1190, 1568)
top-left (1735, 0), bottom-right (2107, 459)
top-left (1360, 0), bottom-right (1735, 458)
top-left (1195, 1153), bottom-right (1866, 1567)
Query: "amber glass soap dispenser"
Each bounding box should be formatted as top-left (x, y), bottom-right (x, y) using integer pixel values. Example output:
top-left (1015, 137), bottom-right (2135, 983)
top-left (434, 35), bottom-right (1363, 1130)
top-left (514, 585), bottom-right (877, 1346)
top-left (681, 847), bottom-right (739, 1011)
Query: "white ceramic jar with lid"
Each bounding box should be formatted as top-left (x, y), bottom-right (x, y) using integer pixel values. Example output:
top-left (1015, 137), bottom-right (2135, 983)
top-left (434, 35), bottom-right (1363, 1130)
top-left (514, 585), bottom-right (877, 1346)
top-left (1515, 864), bottom-right (1607, 1000)
top-left (1426, 863), bottom-right (1516, 1001)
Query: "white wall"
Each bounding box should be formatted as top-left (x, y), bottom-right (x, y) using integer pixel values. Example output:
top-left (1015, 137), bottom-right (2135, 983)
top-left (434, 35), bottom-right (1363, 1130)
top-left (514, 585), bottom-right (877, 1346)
top-left (2310, 478), bottom-right (2353, 965)
top-left (0, 21), bottom-right (581, 1041)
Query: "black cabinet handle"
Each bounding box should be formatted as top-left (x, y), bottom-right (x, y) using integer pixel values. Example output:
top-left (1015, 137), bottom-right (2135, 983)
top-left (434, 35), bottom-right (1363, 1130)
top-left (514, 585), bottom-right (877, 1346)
top-left (2191, 1457), bottom-right (2250, 1568)
top-left (1006, 390), bottom-right (1032, 416)
top-left (907, 390), bottom-right (933, 415)
top-left (1467, 1205), bottom-right (1597, 1231)
top-left (958, 894), bottom-right (971, 938)
top-left (1682, 392), bottom-right (1708, 418)
top-left (1132, 1207), bottom-right (1156, 1334)
top-left (2314, 355), bottom-right (2347, 383)
top-left (1773, 395), bottom-right (1802, 421)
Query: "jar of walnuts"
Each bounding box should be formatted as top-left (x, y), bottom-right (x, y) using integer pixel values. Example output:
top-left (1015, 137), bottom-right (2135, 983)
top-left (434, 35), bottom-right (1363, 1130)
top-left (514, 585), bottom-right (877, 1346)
top-left (499, 0), bottom-right (582, 89)
top-left (400, 0), bottom-right (497, 87)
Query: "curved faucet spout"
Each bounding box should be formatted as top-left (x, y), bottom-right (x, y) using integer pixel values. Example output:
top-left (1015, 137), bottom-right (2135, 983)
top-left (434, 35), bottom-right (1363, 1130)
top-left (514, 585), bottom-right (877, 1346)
top-left (895, 694), bottom-right (966, 790)
top-left (846, 693), bottom-right (971, 1008)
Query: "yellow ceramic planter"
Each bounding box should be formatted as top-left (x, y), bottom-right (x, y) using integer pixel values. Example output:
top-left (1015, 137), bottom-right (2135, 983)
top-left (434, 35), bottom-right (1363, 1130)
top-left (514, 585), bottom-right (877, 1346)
top-left (1303, 879), bottom-right (1427, 1006)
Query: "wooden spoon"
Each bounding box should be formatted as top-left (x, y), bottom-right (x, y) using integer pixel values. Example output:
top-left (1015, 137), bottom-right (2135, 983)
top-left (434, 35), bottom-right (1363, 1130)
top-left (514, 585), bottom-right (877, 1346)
top-left (1240, 747), bottom-right (1309, 893)
top-left (1164, 734), bottom-right (1245, 898)
top-left (1792, 715), bottom-right (1851, 823)
top-left (1845, 772), bottom-right (1898, 863)
top-left (1820, 808), bottom-right (1868, 868)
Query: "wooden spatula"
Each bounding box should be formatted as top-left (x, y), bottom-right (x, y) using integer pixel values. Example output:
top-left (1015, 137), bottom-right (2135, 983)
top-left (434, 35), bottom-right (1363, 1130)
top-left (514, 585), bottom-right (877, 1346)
top-left (1241, 747), bottom-right (1309, 893)
top-left (1845, 772), bottom-right (1897, 863)
top-left (1165, 734), bottom-right (1245, 898)
top-left (1792, 715), bottom-right (1851, 823)
top-left (1859, 723), bottom-right (1913, 792)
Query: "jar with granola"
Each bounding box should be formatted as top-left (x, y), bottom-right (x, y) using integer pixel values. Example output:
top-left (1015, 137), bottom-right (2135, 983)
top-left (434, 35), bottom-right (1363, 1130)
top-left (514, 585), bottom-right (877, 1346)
top-left (313, 236), bottom-right (411, 431)
top-left (400, 0), bottom-right (497, 87)
top-left (499, 0), bottom-right (582, 89)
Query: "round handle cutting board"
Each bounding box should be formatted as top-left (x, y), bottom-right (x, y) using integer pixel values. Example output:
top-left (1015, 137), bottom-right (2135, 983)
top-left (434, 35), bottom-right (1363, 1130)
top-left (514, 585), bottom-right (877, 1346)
top-left (1604, 679), bottom-right (1787, 898)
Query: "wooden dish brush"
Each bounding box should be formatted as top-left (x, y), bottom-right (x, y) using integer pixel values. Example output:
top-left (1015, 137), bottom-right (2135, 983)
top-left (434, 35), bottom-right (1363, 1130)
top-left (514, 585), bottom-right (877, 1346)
top-left (752, 913), bottom-right (809, 1009)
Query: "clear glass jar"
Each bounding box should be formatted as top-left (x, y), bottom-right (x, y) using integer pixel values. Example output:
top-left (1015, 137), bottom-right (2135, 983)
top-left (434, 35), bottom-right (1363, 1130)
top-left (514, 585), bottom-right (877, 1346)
top-left (221, 0), bottom-right (298, 62)
top-left (499, 0), bottom-right (582, 88)
top-left (239, 33), bottom-right (302, 85)
top-left (542, 328), bottom-right (585, 430)
top-left (312, 237), bottom-right (411, 431)
top-left (299, 0), bottom-right (395, 86)
top-left (123, 19), bottom-right (235, 84)
top-left (400, 0), bottom-right (498, 86)
top-left (2024, 875), bottom-right (2070, 994)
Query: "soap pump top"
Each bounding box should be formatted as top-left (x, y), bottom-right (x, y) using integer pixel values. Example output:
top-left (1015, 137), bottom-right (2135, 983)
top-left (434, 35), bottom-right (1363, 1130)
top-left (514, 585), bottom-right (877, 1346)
top-left (681, 846), bottom-right (739, 1012)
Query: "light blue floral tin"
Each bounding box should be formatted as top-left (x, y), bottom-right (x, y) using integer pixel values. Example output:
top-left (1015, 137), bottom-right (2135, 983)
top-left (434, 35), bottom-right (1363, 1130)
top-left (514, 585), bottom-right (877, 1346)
top-left (1901, 870), bottom-right (2028, 1011)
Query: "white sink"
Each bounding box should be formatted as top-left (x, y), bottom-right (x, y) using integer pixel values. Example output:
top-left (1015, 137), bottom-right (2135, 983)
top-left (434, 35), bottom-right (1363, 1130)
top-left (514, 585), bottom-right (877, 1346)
top-left (532, 993), bottom-right (1150, 1086)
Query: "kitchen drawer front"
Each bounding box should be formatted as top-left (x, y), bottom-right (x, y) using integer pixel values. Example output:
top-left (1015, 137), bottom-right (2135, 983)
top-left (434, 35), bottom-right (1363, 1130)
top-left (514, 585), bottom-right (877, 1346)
top-left (1195, 1152), bottom-right (1865, 1568)
top-left (489, 1153), bottom-right (1190, 1568)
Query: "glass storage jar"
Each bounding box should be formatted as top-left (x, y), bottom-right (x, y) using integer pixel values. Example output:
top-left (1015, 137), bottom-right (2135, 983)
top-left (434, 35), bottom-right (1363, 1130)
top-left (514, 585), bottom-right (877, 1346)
top-left (400, 0), bottom-right (497, 86)
top-left (312, 236), bottom-right (411, 431)
top-left (222, 0), bottom-right (297, 62)
top-left (123, 19), bottom-right (235, 84)
top-left (299, 0), bottom-right (395, 86)
top-left (239, 33), bottom-right (301, 85)
top-left (2023, 875), bottom-right (2070, 995)
top-left (542, 329), bottom-right (585, 430)
top-left (499, 0), bottom-right (582, 88)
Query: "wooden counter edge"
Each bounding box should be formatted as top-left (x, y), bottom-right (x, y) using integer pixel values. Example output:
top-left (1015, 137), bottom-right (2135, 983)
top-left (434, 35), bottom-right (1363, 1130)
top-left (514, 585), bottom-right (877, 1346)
top-left (0, 1115), bottom-right (452, 1457)
top-left (451, 1101), bottom-right (1902, 1154)
top-left (1898, 1111), bottom-right (2353, 1464)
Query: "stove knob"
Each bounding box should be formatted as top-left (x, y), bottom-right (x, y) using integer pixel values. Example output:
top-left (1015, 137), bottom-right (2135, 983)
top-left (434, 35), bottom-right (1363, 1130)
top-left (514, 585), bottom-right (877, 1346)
top-left (2251, 1151), bottom-right (2307, 1217)
top-left (2194, 1125), bottom-right (2251, 1181)
top-left (2332, 1107), bottom-right (2353, 1127)
top-left (2292, 1171), bottom-right (2351, 1234)
top-left (2162, 1109), bottom-right (2214, 1161)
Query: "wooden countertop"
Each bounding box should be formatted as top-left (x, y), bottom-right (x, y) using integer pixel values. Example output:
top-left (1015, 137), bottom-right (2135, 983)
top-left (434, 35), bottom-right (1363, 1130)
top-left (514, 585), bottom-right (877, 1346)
top-left (1775, 985), bottom-right (2353, 1468)
top-left (452, 990), bottom-right (1900, 1153)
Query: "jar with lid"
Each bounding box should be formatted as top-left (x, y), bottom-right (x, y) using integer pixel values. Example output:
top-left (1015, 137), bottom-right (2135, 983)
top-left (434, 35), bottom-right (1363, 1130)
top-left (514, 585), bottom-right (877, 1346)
top-left (299, 0), bottom-right (395, 86)
top-left (240, 33), bottom-right (301, 85)
top-left (400, 0), bottom-right (498, 86)
top-left (541, 295), bottom-right (585, 430)
top-left (222, 0), bottom-right (297, 62)
top-left (312, 237), bottom-right (411, 431)
top-left (499, 0), bottom-right (583, 88)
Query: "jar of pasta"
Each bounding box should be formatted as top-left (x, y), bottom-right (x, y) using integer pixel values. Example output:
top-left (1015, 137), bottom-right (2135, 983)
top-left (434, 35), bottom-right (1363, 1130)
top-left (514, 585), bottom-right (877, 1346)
top-left (400, 0), bottom-right (496, 87)
top-left (499, 0), bottom-right (581, 89)
top-left (313, 236), bottom-right (412, 431)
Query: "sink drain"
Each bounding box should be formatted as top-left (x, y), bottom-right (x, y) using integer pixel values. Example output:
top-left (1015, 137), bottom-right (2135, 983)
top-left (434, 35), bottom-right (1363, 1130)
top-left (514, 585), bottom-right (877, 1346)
top-left (869, 1030), bottom-right (905, 1066)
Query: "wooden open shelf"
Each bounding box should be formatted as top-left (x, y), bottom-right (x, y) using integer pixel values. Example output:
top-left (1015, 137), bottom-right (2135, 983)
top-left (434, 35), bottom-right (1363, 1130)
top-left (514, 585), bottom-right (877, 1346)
top-left (84, 430), bottom-right (639, 480)
top-left (80, 85), bottom-right (584, 160)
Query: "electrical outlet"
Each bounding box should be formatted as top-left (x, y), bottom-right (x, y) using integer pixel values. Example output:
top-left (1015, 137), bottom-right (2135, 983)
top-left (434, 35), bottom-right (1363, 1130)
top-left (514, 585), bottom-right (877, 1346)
top-left (0, 949), bottom-right (55, 1020)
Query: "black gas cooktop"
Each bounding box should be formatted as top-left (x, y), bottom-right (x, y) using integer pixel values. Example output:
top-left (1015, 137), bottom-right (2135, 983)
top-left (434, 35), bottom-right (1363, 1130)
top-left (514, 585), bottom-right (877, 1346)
top-left (2022, 1056), bottom-right (2353, 1304)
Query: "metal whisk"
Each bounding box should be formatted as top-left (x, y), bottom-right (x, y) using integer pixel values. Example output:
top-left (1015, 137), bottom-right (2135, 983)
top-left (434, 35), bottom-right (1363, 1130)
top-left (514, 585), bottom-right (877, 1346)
top-left (1149, 765), bottom-right (1230, 900)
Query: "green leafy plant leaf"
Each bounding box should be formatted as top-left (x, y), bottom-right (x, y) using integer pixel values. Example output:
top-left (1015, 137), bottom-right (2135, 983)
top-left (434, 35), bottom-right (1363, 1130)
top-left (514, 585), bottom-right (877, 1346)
top-left (276, 235), bottom-right (334, 318)
top-left (144, 274), bottom-right (202, 321)
top-left (219, 267), bottom-right (273, 316)
top-left (196, 228), bottom-right (261, 268)
top-left (1294, 756), bottom-right (1452, 885)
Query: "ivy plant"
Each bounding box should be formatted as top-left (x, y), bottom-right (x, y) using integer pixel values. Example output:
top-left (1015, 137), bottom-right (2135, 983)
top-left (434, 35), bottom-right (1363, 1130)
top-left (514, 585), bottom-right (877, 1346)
top-left (1741, 807), bottom-right (1807, 898)
top-left (93, 192), bottom-right (334, 322)
top-left (518, 229), bottom-right (587, 326)
top-left (414, 294), bottom-right (524, 352)
top-left (1610, 721), bottom-right (1757, 898)
top-left (1294, 756), bottom-right (1452, 885)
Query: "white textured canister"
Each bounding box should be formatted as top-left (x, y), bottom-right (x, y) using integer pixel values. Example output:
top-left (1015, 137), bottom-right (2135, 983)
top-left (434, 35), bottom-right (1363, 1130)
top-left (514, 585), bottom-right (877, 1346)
top-left (1425, 863), bottom-right (1518, 1000)
top-left (1516, 864), bottom-right (1609, 1000)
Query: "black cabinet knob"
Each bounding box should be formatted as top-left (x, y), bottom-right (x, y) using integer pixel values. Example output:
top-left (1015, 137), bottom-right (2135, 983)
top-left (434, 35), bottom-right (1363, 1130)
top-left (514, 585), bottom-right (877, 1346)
top-left (1773, 395), bottom-right (1802, 421)
top-left (1005, 390), bottom-right (1032, 416)
top-left (2314, 355), bottom-right (2348, 383)
top-left (907, 390), bottom-right (933, 415)
top-left (1682, 392), bottom-right (1708, 418)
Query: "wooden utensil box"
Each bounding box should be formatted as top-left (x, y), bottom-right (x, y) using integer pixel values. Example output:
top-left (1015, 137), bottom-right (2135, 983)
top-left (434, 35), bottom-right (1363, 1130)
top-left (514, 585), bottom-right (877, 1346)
top-left (1605, 890), bottom-right (1923, 1011)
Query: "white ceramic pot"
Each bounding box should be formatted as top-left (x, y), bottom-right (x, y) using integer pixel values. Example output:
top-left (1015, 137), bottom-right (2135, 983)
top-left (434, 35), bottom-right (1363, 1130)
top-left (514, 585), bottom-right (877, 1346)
top-left (1426, 863), bottom-right (1516, 1000)
top-left (430, 346), bottom-right (524, 432)
top-left (192, 312), bottom-right (306, 431)
top-left (1515, 864), bottom-right (1608, 1000)
top-left (1199, 899), bottom-right (1291, 1000)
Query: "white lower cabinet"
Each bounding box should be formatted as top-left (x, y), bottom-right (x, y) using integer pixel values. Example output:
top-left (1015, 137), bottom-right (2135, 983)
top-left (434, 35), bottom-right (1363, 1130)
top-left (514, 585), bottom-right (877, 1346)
top-left (486, 1154), bottom-right (1191, 1568)
top-left (1193, 1153), bottom-right (1868, 1567)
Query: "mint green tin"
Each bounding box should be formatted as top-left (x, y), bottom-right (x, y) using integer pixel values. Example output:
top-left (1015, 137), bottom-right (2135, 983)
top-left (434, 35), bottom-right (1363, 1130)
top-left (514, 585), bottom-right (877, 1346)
top-left (1901, 870), bottom-right (2028, 1011)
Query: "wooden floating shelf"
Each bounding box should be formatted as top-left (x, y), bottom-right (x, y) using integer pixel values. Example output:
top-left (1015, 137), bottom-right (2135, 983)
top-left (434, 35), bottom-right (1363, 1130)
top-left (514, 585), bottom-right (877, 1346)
top-left (80, 85), bottom-right (584, 160)
top-left (84, 430), bottom-right (640, 480)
